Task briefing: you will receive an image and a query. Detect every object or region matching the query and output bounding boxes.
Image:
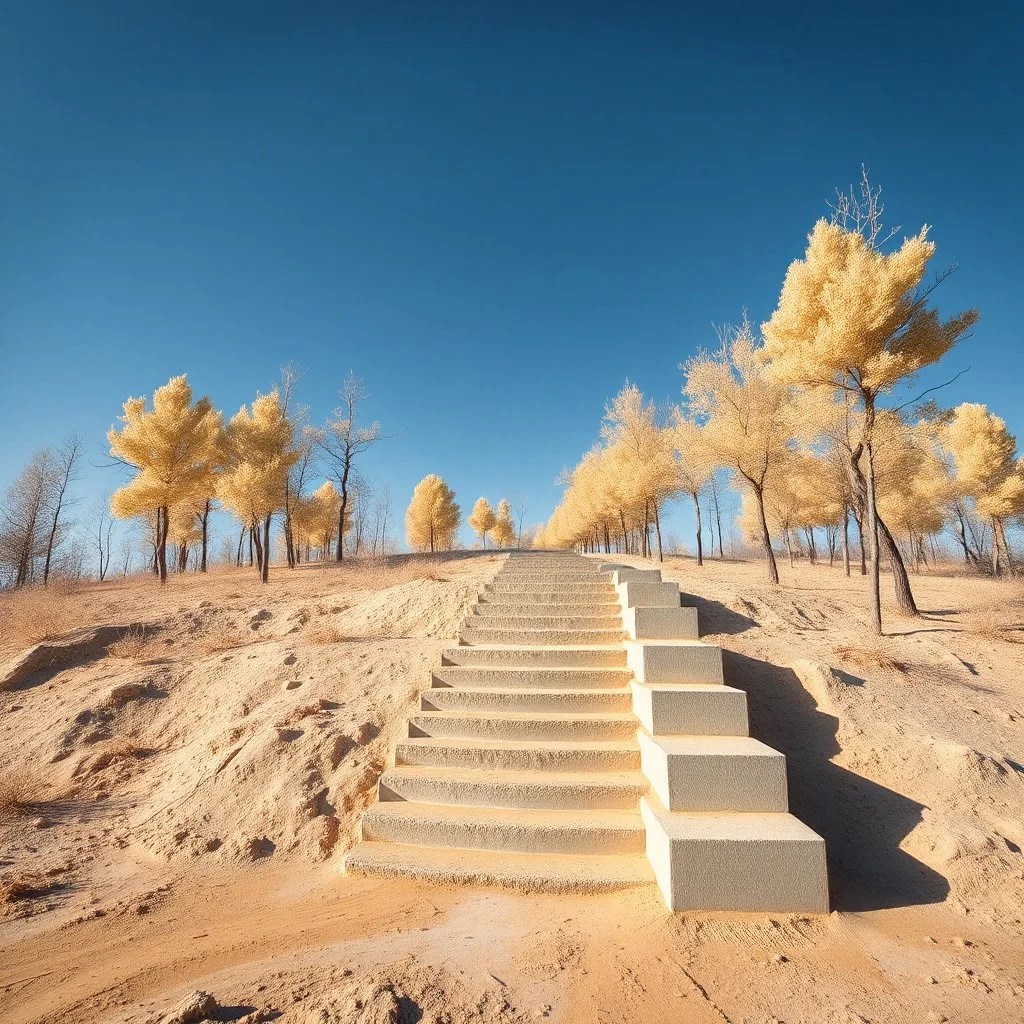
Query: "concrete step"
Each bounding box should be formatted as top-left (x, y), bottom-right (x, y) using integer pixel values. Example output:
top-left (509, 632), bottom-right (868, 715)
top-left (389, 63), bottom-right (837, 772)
top-left (378, 765), bottom-right (647, 810)
top-left (408, 709), bottom-right (639, 742)
top-left (441, 646), bottom-right (627, 669)
top-left (396, 736), bottom-right (640, 772)
top-left (479, 593), bottom-right (621, 608)
top-left (469, 609), bottom-right (623, 628)
top-left (344, 841), bottom-right (655, 893)
top-left (625, 640), bottom-right (724, 684)
top-left (641, 793), bottom-right (829, 912)
top-left (459, 626), bottom-right (625, 646)
top-left (360, 801), bottom-right (646, 855)
top-left (431, 666), bottom-right (633, 690)
top-left (487, 581), bottom-right (614, 593)
top-left (496, 571), bottom-right (611, 582)
top-left (421, 686), bottom-right (632, 714)
top-left (638, 733), bottom-right (789, 812)
top-left (630, 682), bottom-right (749, 736)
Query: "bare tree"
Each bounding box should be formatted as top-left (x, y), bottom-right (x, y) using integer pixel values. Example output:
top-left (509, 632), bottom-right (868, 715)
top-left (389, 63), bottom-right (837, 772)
top-left (514, 496), bottom-right (528, 549)
top-left (0, 450), bottom-right (55, 587)
top-left (315, 373), bottom-right (385, 562)
top-left (41, 434), bottom-right (83, 585)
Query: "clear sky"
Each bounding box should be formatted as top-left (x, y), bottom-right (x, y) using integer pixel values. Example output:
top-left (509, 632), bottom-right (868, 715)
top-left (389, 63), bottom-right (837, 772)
top-left (1, 2), bottom-right (1021, 552)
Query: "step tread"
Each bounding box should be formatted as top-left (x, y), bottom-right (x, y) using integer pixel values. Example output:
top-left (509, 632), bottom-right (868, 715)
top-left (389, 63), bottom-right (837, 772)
top-left (345, 842), bottom-right (655, 891)
top-left (399, 736), bottom-right (639, 753)
top-left (412, 709), bottom-right (637, 724)
top-left (381, 765), bottom-right (647, 791)
top-left (364, 800), bottom-right (645, 832)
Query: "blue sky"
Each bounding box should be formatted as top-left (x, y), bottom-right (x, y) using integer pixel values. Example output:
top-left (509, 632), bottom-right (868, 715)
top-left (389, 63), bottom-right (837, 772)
top-left (1, 2), bottom-right (1021, 552)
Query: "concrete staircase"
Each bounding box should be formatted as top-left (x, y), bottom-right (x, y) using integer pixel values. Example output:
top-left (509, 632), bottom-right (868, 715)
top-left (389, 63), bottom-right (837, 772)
top-left (344, 551), bottom-right (829, 911)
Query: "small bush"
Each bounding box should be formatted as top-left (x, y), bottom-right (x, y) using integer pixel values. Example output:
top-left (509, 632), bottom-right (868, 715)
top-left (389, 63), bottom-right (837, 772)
top-left (106, 625), bottom-right (150, 660)
top-left (0, 770), bottom-right (43, 819)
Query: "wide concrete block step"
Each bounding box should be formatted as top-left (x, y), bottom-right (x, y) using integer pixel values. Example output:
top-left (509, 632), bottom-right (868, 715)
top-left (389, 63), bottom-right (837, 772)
top-left (378, 765), bottom-right (648, 810)
top-left (360, 801), bottom-right (646, 855)
top-left (421, 686), bottom-right (632, 714)
top-left (641, 794), bottom-right (829, 912)
top-left (344, 841), bottom-right (655, 893)
top-left (487, 581), bottom-right (614, 593)
top-left (459, 626), bottom-right (625, 646)
top-left (630, 682), bottom-right (749, 736)
top-left (470, 606), bottom-right (622, 626)
top-left (496, 571), bottom-right (612, 583)
top-left (431, 666), bottom-right (633, 690)
top-left (408, 709), bottom-right (639, 742)
top-left (396, 736), bottom-right (640, 772)
top-left (441, 646), bottom-right (627, 669)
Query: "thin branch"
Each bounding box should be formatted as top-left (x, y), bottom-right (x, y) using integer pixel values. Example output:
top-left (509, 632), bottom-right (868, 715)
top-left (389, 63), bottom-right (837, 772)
top-left (892, 366), bottom-right (971, 413)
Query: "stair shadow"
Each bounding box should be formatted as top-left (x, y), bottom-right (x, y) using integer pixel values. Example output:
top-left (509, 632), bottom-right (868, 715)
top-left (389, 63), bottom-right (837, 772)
top-left (722, 650), bottom-right (950, 912)
top-left (680, 594), bottom-right (759, 636)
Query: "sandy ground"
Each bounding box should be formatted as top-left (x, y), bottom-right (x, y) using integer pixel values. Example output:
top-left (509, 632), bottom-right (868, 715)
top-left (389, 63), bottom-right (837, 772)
top-left (1, 550), bottom-right (1022, 1023)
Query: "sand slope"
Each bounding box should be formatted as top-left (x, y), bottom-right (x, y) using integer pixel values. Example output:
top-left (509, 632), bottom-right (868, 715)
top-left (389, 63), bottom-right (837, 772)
top-left (1, 552), bottom-right (1023, 1023)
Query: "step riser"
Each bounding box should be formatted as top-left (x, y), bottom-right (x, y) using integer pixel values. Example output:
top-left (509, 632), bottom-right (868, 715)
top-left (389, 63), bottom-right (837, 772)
top-left (431, 668), bottom-right (632, 690)
top-left (479, 595), bottom-right (621, 608)
top-left (496, 573), bottom-right (612, 583)
top-left (460, 628), bottom-right (625, 646)
top-left (486, 583), bottom-right (615, 594)
top-left (421, 689), bottom-right (632, 714)
top-left (378, 774), bottom-right (646, 811)
top-left (408, 714), bottom-right (638, 742)
top-left (442, 648), bottom-right (627, 668)
top-left (396, 742), bottom-right (640, 773)
top-left (344, 844), bottom-right (654, 893)
top-left (361, 810), bottom-right (645, 856)
top-left (469, 612), bottom-right (623, 628)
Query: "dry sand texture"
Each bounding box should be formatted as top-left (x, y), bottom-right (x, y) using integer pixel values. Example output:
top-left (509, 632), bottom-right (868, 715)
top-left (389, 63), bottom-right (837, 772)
top-left (1, 551), bottom-right (1022, 1023)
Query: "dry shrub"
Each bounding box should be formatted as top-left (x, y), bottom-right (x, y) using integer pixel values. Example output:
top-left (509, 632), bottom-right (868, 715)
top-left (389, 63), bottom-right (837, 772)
top-left (0, 769), bottom-right (44, 819)
top-left (106, 625), bottom-right (151, 660)
top-left (308, 623), bottom-right (344, 645)
top-left (201, 626), bottom-right (249, 654)
top-left (0, 582), bottom-right (83, 653)
top-left (834, 645), bottom-right (908, 675)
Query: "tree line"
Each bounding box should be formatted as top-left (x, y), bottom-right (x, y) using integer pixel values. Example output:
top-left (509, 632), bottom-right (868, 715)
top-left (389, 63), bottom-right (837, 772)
top-left (538, 170), bottom-right (1019, 633)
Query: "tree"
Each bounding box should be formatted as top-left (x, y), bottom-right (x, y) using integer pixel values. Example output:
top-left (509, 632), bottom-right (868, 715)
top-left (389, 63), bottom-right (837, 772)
top-left (315, 373), bottom-right (384, 562)
top-left (943, 403), bottom-right (1024, 575)
top-left (468, 497), bottom-right (497, 548)
top-left (672, 415), bottom-right (715, 566)
top-left (492, 498), bottom-right (516, 548)
top-left (294, 481), bottom-right (345, 560)
top-left (762, 177), bottom-right (978, 632)
top-left (108, 375), bottom-right (223, 584)
top-left (682, 317), bottom-right (805, 585)
top-left (218, 389), bottom-right (300, 583)
top-left (41, 434), bottom-right (83, 585)
top-left (0, 450), bottom-right (54, 587)
top-left (405, 475), bottom-right (461, 553)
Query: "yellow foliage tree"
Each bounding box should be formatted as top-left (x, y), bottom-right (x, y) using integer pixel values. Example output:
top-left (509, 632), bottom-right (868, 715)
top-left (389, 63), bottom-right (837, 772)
top-left (762, 201), bottom-right (978, 631)
top-left (492, 498), bottom-right (516, 548)
top-left (671, 415), bottom-right (716, 566)
top-left (682, 318), bottom-right (806, 584)
top-left (405, 474), bottom-right (461, 553)
top-left (468, 497), bottom-right (497, 548)
top-left (218, 389), bottom-right (300, 583)
top-left (108, 375), bottom-right (223, 584)
top-left (943, 403), bottom-right (1024, 575)
top-left (293, 481), bottom-right (347, 560)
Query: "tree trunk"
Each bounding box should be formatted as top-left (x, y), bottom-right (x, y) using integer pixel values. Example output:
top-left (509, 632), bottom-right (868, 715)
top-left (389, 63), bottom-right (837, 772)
top-left (863, 401), bottom-right (883, 634)
top-left (692, 493), bottom-right (703, 567)
top-left (261, 514), bottom-right (271, 583)
top-left (335, 457), bottom-right (352, 562)
top-left (157, 505), bottom-right (169, 584)
top-left (710, 479), bottom-right (724, 558)
top-left (652, 501), bottom-right (664, 563)
top-left (749, 480), bottom-right (779, 585)
top-left (876, 514), bottom-right (919, 615)
top-left (200, 500), bottom-right (210, 573)
top-left (842, 507), bottom-right (850, 577)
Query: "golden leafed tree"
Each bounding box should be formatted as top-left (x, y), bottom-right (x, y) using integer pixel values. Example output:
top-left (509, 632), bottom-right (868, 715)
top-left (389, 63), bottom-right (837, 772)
top-left (108, 375), bottom-right (223, 584)
top-left (943, 403), bottom-right (1024, 575)
top-left (682, 317), bottom-right (806, 584)
top-left (405, 474), bottom-right (461, 553)
top-left (218, 389), bottom-right (300, 583)
top-left (671, 414), bottom-right (716, 566)
top-left (293, 480), bottom-right (345, 560)
top-left (492, 498), bottom-right (516, 548)
top-left (468, 497), bottom-right (497, 548)
top-left (762, 173), bottom-right (978, 631)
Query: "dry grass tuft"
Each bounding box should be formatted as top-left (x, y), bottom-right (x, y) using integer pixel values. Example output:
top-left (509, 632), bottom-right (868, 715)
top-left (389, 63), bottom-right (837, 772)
top-left (0, 582), bottom-right (84, 653)
top-left (834, 644), bottom-right (908, 675)
top-left (200, 626), bottom-right (250, 654)
top-left (106, 625), bottom-right (151, 660)
top-left (308, 623), bottom-right (345, 645)
top-left (0, 769), bottom-right (45, 819)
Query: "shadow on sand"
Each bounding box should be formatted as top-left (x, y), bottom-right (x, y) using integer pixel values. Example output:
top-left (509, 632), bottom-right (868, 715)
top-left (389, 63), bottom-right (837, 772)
top-left (723, 648), bottom-right (950, 912)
